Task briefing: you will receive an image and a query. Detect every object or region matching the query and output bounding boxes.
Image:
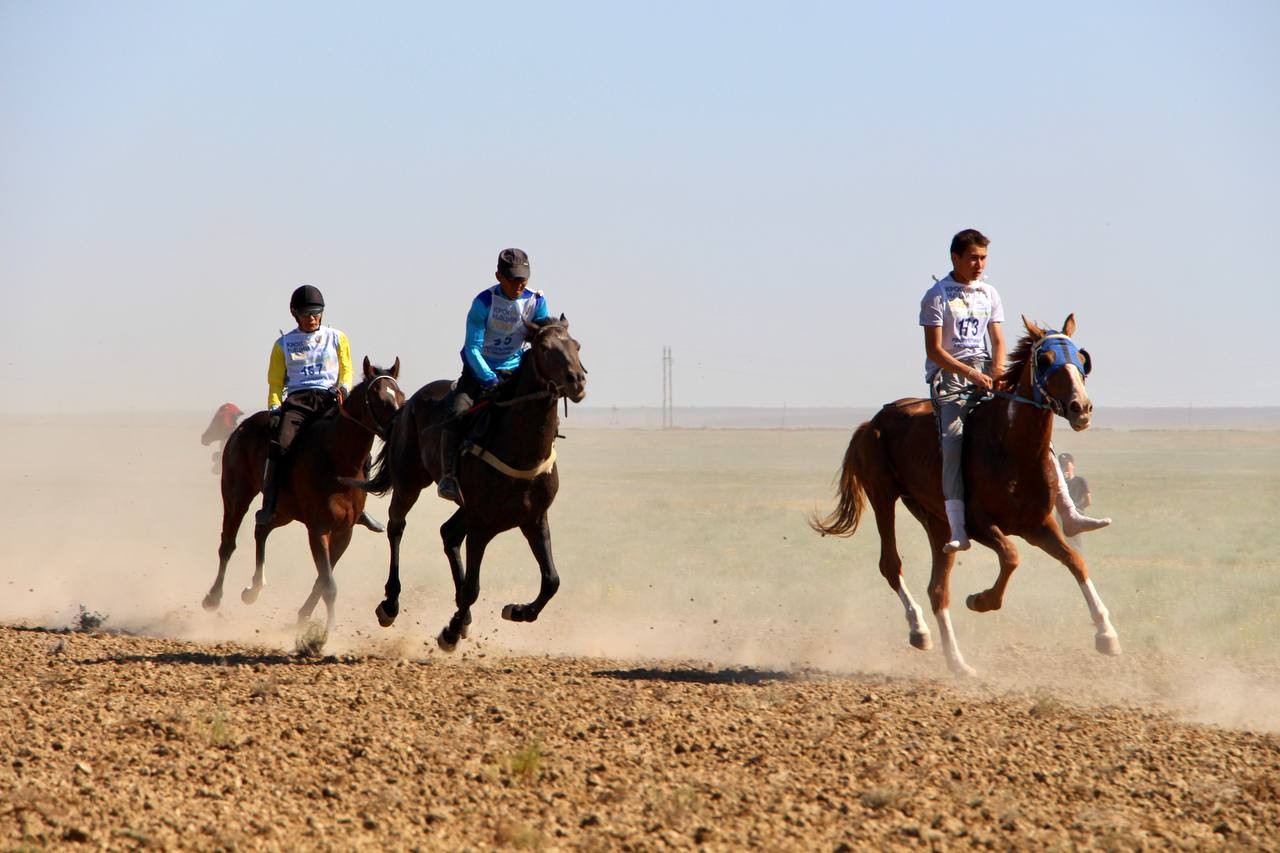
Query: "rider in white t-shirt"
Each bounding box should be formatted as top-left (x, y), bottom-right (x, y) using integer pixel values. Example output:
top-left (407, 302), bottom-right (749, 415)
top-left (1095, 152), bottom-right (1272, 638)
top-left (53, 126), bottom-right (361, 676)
top-left (920, 229), bottom-right (1109, 552)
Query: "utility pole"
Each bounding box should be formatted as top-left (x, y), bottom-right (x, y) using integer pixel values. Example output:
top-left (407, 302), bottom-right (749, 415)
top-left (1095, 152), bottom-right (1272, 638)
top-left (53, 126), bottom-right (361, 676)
top-left (662, 345), bottom-right (673, 429)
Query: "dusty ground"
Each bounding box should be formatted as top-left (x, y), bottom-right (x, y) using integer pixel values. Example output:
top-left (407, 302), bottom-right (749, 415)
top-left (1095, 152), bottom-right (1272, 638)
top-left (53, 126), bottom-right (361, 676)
top-left (2, 417), bottom-right (1278, 849)
top-left (3, 625), bottom-right (1278, 851)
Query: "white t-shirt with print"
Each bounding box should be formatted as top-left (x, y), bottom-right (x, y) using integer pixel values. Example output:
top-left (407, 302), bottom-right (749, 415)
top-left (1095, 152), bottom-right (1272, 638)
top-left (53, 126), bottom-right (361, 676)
top-left (918, 274), bottom-right (1004, 381)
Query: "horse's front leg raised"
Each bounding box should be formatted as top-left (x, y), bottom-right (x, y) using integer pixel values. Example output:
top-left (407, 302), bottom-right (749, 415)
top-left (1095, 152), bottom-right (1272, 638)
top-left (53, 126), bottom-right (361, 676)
top-left (1025, 525), bottom-right (1121, 656)
top-left (503, 514), bottom-right (561, 623)
top-left (964, 525), bottom-right (1019, 613)
top-left (438, 524), bottom-right (487, 652)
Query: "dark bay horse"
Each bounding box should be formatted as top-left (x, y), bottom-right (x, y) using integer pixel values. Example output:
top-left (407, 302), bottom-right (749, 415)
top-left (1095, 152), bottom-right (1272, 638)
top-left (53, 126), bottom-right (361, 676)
top-left (203, 358), bottom-right (405, 640)
top-left (811, 315), bottom-right (1119, 675)
top-left (354, 316), bottom-right (586, 651)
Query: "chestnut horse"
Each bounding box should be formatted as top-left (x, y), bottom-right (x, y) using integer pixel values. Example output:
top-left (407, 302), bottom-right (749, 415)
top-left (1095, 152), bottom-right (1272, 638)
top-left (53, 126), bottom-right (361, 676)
top-left (202, 358), bottom-right (405, 639)
top-left (811, 315), bottom-right (1119, 675)
top-left (353, 316), bottom-right (586, 651)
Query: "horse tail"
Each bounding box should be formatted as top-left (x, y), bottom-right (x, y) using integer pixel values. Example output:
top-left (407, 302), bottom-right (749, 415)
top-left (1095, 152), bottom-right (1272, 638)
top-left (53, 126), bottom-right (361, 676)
top-left (809, 423), bottom-right (869, 537)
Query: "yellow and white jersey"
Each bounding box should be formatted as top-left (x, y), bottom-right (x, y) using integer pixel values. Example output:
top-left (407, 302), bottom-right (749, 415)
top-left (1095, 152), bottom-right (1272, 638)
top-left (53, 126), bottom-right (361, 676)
top-left (266, 326), bottom-right (353, 409)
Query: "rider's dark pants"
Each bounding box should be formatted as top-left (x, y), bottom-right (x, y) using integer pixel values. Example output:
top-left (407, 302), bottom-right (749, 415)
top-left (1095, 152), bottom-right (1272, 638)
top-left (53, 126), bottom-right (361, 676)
top-left (271, 388), bottom-right (337, 459)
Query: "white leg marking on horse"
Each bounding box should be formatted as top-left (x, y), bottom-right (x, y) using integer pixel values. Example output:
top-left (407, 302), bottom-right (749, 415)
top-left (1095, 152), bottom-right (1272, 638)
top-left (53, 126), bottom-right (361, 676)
top-left (1079, 578), bottom-right (1118, 641)
top-left (936, 608), bottom-right (975, 676)
top-left (896, 584), bottom-right (930, 639)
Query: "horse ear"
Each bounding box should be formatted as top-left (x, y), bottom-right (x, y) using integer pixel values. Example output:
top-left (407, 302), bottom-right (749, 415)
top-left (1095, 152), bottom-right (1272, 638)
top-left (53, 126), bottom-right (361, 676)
top-left (559, 313), bottom-right (567, 324)
top-left (1021, 314), bottom-right (1044, 339)
top-left (1062, 314), bottom-right (1076, 337)
top-left (391, 356), bottom-right (400, 378)
top-left (363, 355), bottom-right (373, 378)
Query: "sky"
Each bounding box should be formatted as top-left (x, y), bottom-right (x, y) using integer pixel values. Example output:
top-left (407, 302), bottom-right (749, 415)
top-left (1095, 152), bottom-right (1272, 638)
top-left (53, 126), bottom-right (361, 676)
top-left (2, 0), bottom-right (1277, 412)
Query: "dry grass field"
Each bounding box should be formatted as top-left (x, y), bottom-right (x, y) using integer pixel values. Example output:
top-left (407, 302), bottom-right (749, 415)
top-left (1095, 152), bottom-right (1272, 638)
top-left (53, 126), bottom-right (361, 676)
top-left (1, 414), bottom-right (1277, 848)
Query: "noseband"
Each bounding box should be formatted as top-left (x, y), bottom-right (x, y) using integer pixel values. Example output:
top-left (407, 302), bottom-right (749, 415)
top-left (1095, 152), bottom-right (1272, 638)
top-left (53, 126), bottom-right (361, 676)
top-left (340, 374), bottom-right (403, 439)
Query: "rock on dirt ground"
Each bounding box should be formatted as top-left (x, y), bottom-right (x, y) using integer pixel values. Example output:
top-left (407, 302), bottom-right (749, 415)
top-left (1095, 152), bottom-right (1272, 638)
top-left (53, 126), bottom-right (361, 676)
top-left (2, 626), bottom-right (1277, 851)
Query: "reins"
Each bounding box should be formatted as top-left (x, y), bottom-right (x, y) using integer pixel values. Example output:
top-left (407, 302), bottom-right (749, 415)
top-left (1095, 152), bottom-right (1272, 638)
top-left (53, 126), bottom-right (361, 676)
top-left (339, 374), bottom-right (403, 439)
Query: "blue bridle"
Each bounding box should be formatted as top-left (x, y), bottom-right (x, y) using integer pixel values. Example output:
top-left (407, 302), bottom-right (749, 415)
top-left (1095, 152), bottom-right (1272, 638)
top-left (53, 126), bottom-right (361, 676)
top-left (1029, 332), bottom-right (1091, 414)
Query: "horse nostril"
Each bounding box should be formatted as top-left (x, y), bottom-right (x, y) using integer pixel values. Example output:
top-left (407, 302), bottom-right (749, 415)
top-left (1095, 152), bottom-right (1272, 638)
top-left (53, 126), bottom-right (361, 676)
top-left (1070, 400), bottom-right (1083, 414)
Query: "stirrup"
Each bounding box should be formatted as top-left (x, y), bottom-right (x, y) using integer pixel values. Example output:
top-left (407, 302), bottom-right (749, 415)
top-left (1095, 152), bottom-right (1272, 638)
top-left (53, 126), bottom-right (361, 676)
top-left (437, 476), bottom-right (464, 505)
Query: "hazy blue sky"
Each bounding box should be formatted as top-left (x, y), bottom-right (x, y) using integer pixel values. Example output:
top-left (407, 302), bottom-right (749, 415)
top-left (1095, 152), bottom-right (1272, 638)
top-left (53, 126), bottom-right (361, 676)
top-left (3, 1), bottom-right (1277, 412)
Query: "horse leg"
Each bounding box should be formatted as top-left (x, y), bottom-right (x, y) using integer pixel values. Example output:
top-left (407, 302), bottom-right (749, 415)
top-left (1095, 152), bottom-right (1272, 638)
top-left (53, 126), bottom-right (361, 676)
top-left (439, 508), bottom-right (469, 635)
top-left (870, 494), bottom-right (930, 650)
top-left (438, 526), bottom-right (489, 653)
top-left (502, 514), bottom-right (561, 623)
top-left (204, 491), bottom-right (254, 611)
top-left (242, 516), bottom-right (282, 605)
top-left (922, 514), bottom-right (975, 677)
top-left (297, 528), bottom-right (337, 634)
top-left (964, 526), bottom-right (1020, 613)
top-left (376, 486), bottom-right (421, 628)
top-left (1024, 526), bottom-right (1121, 656)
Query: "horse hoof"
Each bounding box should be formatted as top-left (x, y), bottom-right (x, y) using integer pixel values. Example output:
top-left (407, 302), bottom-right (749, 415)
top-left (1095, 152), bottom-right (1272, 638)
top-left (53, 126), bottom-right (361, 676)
top-left (950, 662), bottom-right (979, 678)
top-left (436, 631), bottom-right (457, 653)
top-left (501, 604), bottom-right (517, 621)
top-left (965, 593), bottom-right (980, 612)
top-left (375, 602), bottom-right (397, 628)
top-left (1095, 634), bottom-right (1122, 656)
top-left (241, 587), bottom-right (261, 605)
top-left (202, 594), bottom-right (221, 612)
top-left (909, 631), bottom-right (932, 651)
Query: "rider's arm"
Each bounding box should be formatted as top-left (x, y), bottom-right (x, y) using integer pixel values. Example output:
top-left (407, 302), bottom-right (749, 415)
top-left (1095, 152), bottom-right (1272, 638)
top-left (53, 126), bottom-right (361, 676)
top-left (987, 321), bottom-right (1006, 387)
top-left (530, 292), bottom-right (551, 323)
top-left (335, 330), bottom-right (354, 393)
top-left (267, 339), bottom-right (286, 410)
top-left (923, 326), bottom-right (993, 390)
top-left (462, 294), bottom-right (499, 387)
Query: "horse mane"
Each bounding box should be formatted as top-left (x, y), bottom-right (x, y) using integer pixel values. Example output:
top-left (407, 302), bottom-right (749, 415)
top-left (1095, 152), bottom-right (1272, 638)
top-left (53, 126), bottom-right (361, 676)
top-left (997, 332), bottom-right (1037, 388)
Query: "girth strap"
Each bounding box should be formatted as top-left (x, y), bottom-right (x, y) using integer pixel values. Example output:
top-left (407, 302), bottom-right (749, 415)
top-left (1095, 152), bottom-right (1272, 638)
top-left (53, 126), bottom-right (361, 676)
top-left (464, 443), bottom-right (557, 480)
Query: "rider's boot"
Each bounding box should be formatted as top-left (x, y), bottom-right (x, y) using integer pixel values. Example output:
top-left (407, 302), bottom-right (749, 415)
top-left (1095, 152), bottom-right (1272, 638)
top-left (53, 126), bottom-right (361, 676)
top-left (255, 457), bottom-right (281, 528)
top-left (1054, 463), bottom-right (1111, 537)
top-left (356, 457), bottom-right (385, 532)
top-left (437, 422), bottom-right (465, 505)
top-left (942, 499), bottom-right (971, 554)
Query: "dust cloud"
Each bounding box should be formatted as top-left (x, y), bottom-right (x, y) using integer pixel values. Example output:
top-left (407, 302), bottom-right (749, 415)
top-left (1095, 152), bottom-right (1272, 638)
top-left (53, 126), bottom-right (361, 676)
top-left (1, 413), bottom-right (1277, 732)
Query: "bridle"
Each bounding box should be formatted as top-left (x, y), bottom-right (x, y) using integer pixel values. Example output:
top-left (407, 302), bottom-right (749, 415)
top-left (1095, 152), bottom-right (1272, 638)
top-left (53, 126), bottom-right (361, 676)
top-left (493, 324), bottom-right (583, 415)
top-left (339, 374), bottom-right (403, 439)
top-left (988, 332), bottom-right (1090, 417)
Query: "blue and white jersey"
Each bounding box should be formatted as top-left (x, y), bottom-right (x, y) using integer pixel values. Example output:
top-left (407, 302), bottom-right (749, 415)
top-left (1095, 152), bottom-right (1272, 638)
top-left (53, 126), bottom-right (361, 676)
top-left (461, 285), bottom-right (551, 385)
top-left (919, 274), bottom-right (1003, 381)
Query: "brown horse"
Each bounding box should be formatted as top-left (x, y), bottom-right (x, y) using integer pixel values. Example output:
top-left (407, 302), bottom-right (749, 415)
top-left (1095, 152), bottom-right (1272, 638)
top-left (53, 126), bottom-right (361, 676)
top-left (353, 316), bottom-right (586, 651)
top-left (811, 315), bottom-right (1119, 675)
top-left (200, 403), bottom-right (243, 473)
top-left (202, 358), bottom-right (405, 640)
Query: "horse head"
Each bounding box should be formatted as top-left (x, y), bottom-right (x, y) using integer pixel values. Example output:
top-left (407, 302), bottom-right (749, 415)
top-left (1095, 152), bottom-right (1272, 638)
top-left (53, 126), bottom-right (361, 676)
top-left (345, 356), bottom-right (405, 438)
top-left (523, 314), bottom-right (587, 403)
top-left (1019, 314), bottom-right (1093, 431)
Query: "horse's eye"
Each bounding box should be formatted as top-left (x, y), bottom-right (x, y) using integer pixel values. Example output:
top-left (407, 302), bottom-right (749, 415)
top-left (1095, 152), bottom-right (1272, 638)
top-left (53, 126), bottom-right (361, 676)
top-left (1036, 351), bottom-right (1055, 371)
top-left (1078, 349), bottom-right (1092, 376)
